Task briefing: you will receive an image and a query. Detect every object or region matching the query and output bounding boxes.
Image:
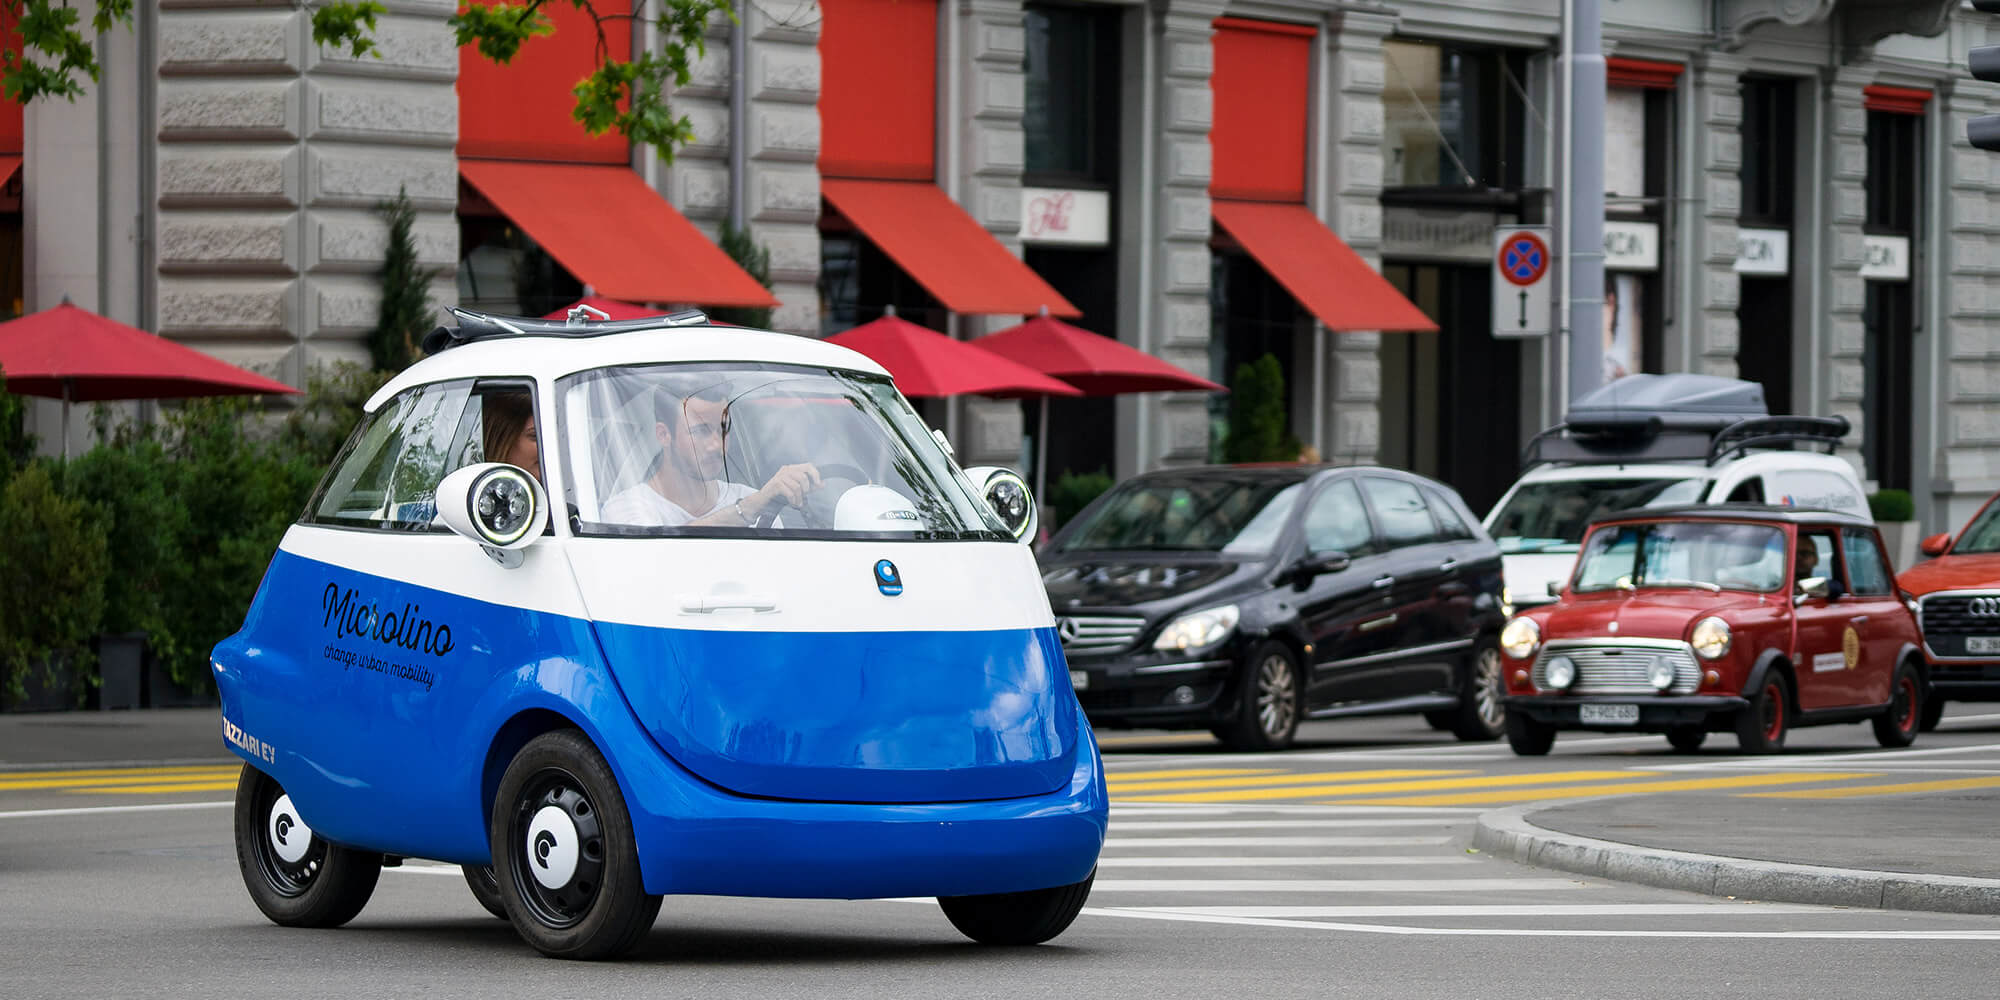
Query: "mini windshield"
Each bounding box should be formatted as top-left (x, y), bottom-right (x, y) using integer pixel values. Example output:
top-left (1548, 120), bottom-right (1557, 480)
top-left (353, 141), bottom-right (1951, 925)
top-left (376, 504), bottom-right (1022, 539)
top-left (1489, 477), bottom-right (1707, 554)
top-left (1953, 500), bottom-right (2000, 555)
top-left (1050, 479), bottom-right (1303, 555)
top-left (1572, 520), bottom-right (1787, 593)
top-left (558, 363), bottom-right (1010, 540)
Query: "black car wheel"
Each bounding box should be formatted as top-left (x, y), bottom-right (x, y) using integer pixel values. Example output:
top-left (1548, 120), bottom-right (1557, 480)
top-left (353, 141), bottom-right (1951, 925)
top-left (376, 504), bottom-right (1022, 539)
top-left (463, 864), bottom-right (507, 919)
top-left (1449, 639), bottom-right (1506, 741)
top-left (1505, 712), bottom-right (1556, 756)
top-left (493, 730), bottom-right (661, 959)
top-left (233, 765), bottom-right (381, 928)
top-left (939, 869), bottom-right (1095, 945)
top-left (1217, 641), bottom-right (1302, 751)
top-left (1919, 693), bottom-right (1945, 733)
top-left (1734, 671), bottom-right (1791, 754)
top-left (1666, 725), bottom-right (1707, 753)
top-left (1871, 662), bottom-right (1923, 749)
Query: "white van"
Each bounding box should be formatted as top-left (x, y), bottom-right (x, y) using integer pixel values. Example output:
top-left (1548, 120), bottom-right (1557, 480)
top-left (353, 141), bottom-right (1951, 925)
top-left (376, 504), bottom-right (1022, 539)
top-left (1482, 375), bottom-right (1869, 609)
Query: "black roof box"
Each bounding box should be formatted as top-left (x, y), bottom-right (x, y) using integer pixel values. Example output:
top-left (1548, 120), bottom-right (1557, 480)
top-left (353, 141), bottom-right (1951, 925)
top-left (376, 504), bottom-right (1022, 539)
top-left (1522, 374), bottom-right (1845, 469)
top-left (1564, 374), bottom-right (1768, 432)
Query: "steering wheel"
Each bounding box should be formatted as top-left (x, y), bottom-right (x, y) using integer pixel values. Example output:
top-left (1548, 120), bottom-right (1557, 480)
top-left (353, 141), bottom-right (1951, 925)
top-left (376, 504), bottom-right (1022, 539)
top-left (761, 463), bottom-right (872, 531)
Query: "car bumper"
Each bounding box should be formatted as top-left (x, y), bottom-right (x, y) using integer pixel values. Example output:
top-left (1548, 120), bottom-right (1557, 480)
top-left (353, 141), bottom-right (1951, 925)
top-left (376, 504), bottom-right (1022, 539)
top-left (1066, 654), bottom-right (1239, 728)
top-left (1925, 662), bottom-right (2000, 701)
top-left (1503, 694), bottom-right (1751, 730)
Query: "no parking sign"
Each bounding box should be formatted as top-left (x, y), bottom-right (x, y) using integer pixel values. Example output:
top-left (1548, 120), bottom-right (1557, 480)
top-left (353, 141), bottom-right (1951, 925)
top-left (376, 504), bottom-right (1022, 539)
top-left (1493, 226), bottom-right (1552, 339)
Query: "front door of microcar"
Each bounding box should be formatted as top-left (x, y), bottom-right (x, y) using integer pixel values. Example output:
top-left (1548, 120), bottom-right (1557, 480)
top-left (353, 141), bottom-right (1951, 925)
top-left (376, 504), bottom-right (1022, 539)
top-left (557, 364), bottom-right (1077, 804)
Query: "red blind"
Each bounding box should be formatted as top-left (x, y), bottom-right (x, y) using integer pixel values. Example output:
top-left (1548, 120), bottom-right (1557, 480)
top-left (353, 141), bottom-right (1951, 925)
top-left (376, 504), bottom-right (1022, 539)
top-left (457, 1), bottom-right (630, 163)
top-left (1606, 57), bottom-right (1683, 90)
top-left (1864, 86), bottom-right (1931, 116)
top-left (819, 0), bottom-right (938, 181)
top-left (1210, 18), bottom-right (1314, 203)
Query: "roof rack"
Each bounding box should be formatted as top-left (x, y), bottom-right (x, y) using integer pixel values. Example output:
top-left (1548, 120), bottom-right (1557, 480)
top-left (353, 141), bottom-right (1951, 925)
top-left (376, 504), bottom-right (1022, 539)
top-left (419, 306), bottom-right (711, 356)
top-left (1705, 415), bottom-right (1850, 463)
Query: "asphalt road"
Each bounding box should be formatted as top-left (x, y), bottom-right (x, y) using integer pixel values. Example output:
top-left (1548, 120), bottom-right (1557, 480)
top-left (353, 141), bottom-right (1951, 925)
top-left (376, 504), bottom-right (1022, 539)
top-left (7, 711), bottom-right (2000, 998)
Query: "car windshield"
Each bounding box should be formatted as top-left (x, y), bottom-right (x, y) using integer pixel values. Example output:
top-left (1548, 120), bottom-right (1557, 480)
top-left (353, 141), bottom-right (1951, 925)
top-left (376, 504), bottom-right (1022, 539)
top-left (1488, 477), bottom-right (1707, 554)
top-left (558, 363), bottom-right (1010, 540)
top-left (1953, 500), bottom-right (2000, 554)
top-left (1572, 520), bottom-right (1787, 593)
top-left (1050, 479), bottom-right (1303, 555)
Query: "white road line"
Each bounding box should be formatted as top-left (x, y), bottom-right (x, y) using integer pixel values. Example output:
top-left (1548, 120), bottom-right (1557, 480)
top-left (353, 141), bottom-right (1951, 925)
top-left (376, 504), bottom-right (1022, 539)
top-left (1075, 907), bottom-right (2000, 940)
top-left (1108, 819), bottom-right (1462, 831)
top-left (1657, 741), bottom-right (2000, 771)
top-left (1097, 856), bottom-right (1475, 868)
top-left (1088, 878), bottom-right (1589, 892)
top-left (1125, 903), bottom-right (1825, 917)
top-left (393, 864), bottom-right (465, 876)
top-left (1104, 836), bottom-right (1453, 848)
top-left (1110, 804), bottom-right (1483, 816)
top-left (0, 800), bottom-right (230, 820)
top-left (1936, 712), bottom-right (2000, 728)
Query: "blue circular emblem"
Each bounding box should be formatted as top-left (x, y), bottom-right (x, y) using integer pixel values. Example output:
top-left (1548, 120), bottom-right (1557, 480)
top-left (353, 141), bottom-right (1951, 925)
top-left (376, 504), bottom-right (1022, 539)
top-left (874, 559), bottom-right (903, 596)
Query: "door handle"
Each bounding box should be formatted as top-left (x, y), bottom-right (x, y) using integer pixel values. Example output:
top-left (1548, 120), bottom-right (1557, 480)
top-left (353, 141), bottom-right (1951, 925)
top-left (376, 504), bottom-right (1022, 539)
top-left (1358, 613), bottom-right (1400, 633)
top-left (1436, 582), bottom-right (1469, 597)
top-left (1372, 575), bottom-right (1395, 590)
top-left (1850, 616), bottom-right (1868, 627)
top-left (1439, 559), bottom-right (1458, 572)
top-left (679, 592), bottom-right (779, 614)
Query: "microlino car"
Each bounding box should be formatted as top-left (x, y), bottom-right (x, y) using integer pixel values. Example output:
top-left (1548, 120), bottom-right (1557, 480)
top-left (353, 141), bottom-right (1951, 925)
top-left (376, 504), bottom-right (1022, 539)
top-left (213, 308), bottom-right (1106, 959)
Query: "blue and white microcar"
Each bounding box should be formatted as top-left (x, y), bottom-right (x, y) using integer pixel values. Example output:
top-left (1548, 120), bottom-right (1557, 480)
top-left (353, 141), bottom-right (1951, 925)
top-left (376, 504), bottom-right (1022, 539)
top-left (214, 307), bottom-right (1106, 959)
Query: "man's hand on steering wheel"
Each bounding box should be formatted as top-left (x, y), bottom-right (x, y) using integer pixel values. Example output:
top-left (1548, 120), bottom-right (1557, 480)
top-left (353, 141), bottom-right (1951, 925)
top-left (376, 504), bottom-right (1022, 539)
top-left (752, 463), bottom-right (823, 519)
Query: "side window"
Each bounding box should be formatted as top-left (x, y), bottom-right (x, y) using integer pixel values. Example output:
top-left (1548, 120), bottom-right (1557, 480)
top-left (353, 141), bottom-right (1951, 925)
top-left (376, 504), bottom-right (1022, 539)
top-left (307, 380), bottom-right (478, 531)
top-left (1362, 477), bottom-right (1440, 548)
top-left (1303, 479), bottom-right (1376, 556)
top-left (1424, 487), bottom-right (1477, 541)
top-left (1795, 529), bottom-right (1839, 589)
top-left (1724, 476), bottom-right (1765, 503)
top-left (1842, 528), bottom-right (1894, 595)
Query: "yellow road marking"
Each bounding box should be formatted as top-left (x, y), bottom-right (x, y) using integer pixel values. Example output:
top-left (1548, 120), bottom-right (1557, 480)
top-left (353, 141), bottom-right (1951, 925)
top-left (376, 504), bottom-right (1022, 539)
top-left (1097, 733), bottom-right (1221, 748)
top-left (1105, 768), bottom-right (1288, 783)
top-left (1742, 775), bottom-right (2000, 799)
top-left (0, 764), bottom-right (237, 783)
top-left (0, 768), bottom-right (241, 792)
top-left (1119, 770), bottom-right (1645, 803)
top-left (1110, 769), bottom-right (1471, 793)
top-left (1335, 771), bottom-right (1881, 806)
top-left (67, 781), bottom-right (241, 794)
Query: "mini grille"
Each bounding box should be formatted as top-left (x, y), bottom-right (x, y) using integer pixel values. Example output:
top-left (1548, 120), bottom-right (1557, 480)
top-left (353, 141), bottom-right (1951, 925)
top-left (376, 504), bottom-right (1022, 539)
top-left (1533, 644), bottom-right (1701, 695)
top-left (1057, 615), bottom-right (1148, 655)
top-left (1920, 595), bottom-right (2000, 637)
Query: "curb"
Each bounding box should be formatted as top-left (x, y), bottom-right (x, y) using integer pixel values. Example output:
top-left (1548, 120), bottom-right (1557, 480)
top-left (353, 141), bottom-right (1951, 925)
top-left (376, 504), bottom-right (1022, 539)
top-left (1473, 800), bottom-right (2000, 916)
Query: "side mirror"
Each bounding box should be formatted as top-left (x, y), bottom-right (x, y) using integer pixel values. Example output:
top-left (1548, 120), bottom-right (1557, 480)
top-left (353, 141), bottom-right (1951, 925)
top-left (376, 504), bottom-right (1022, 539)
top-left (963, 465), bottom-right (1037, 544)
top-left (1793, 575), bottom-right (1831, 605)
top-left (1295, 551), bottom-right (1351, 584)
top-left (1546, 580), bottom-right (1563, 598)
top-left (1920, 533), bottom-right (1953, 558)
top-left (435, 462), bottom-right (548, 568)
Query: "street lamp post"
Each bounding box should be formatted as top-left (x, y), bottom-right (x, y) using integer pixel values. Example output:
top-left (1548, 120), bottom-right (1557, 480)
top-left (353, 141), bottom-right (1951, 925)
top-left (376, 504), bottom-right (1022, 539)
top-left (1562, 0), bottom-right (1607, 403)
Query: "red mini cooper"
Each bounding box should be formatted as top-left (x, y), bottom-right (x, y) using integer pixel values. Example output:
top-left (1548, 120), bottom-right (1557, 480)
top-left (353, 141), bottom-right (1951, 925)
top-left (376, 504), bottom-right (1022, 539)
top-left (1499, 506), bottom-right (1924, 755)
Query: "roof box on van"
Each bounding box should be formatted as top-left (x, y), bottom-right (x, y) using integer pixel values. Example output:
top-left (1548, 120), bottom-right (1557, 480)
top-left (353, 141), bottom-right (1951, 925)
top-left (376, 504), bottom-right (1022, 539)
top-left (1522, 374), bottom-right (1845, 469)
top-left (1565, 374), bottom-right (1767, 432)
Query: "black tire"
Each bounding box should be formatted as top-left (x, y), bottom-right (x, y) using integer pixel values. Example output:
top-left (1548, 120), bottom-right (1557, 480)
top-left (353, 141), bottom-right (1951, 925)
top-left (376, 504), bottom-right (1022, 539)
top-left (464, 865), bottom-right (508, 919)
top-left (1421, 711), bottom-right (1455, 732)
top-left (1505, 712), bottom-right (1556, 756)
top-left (1449, 639), bottom-right (1507, 741)
top-left (493, 730), bottom-right (661, 960)
top-left (939, 869), bottom-right (1095, 945)
top-left (1666, 725), bottom-right (1707, 753)
top-left (1217, 641), bottom-right (1302, 751)
top-left (1872, 662), bottom-right (1923, 749)
top-left (233, 764), bottom-right (382, 928)
top-left (1735, 670), bottom-right (1791, 754)
top-left (1920, 693), bottom-right (1945, 733)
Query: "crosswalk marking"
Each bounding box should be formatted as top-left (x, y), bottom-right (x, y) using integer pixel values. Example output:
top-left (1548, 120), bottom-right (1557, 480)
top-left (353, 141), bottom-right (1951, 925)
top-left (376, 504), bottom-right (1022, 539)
top-left (1118, 769), bottom-right (1644, 803)
top-left (1087, 878), bottom-right (1590, 893)
top-left (1110, 818), bottom-right (1462, 830)
top-left (1107, 769), bottom-right (1470, 793)
top-left (1122, 903), bottom-right (1826, 917)
top-left (1337, 770), bottom-right (1879, 806)
top-left (1742, 774), bottom-right (2000, 799)
top-left (1103, 835), bottom-right (1453, 848)
top-left (0, 766), bottom-right (238, 792)
top-left (1102, 768), bottom-right (1286, 782)
top-left (1097, 856), bottom-right (1476, 868)
top-left (68, 780), bottom-right (240, 794)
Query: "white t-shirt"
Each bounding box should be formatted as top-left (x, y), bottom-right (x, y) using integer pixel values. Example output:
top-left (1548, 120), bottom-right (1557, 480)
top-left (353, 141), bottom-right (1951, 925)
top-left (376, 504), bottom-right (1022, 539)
top-left (601, 480), bottom-right (765, 527)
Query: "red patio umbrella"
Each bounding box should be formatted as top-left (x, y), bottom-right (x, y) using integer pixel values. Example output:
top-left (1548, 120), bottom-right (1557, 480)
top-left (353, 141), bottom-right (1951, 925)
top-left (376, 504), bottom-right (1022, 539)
top-left (824, 311), bottom-right (1082, 400)
top-left (971, 311), bottom-right (1224, 496)
top-left (542, 295), bottom-right (665, 321)
top-left (0, 301), bottom-right (299, 457)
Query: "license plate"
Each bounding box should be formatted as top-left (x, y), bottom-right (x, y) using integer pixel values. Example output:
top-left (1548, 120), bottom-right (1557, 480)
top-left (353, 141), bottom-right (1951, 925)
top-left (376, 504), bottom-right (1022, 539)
top-left (1070, 670), bottom-right (1089, 690)
top-left (1579, 703), bottom-right (1640, 725)
top-left (1967, 637), bottom-right (2000, 654)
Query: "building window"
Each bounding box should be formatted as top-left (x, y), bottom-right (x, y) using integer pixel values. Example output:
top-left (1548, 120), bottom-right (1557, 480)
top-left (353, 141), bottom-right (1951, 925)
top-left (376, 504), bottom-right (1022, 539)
top-left (1867, 111), bottom-right (1920, 235)
top-left (1023, 3), bottom-right (1121, 185)
top-left (816, 232), bottom-right (948, 336)
top-left (1739, 78), bottom-right (1796, 227)
top-left (1207, 251), bottom-right (1305, 461)
top-left (457, 217), bottom-right (581, 318)
top-left (1381, 41), bottom-right (1528, 191)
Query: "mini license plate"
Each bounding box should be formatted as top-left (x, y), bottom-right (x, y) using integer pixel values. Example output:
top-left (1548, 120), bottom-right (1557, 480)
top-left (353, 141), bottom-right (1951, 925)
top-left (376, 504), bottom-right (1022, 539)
top-left (1579, 703), bottom-right (1640, 725)
top-left (1070, 670), bottom-right (1089, 690)
top-left (1967, 637), bottom-right (2000, 654)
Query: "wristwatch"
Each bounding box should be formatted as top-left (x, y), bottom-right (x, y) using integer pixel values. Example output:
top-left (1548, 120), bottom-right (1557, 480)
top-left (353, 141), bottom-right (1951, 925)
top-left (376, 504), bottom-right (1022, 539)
top-left (735, 499), bottom-right (750, 524)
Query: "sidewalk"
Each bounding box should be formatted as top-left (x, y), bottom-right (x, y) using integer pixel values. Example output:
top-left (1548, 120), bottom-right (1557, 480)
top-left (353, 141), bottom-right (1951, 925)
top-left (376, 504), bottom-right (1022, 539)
top-left (0, 706), bottom-right (227, 768)
top-left (1475, 789), bottom-right (2000, 915)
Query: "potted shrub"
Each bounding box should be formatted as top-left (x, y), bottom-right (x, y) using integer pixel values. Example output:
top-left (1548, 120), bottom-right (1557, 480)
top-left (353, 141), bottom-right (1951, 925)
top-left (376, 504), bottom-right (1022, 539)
top-left (0, 464), bottom-right (110, 711)
top-left (1870, 488), bottom-right (1919, 571)
top-left (65, 436), bottom-right (185, 710)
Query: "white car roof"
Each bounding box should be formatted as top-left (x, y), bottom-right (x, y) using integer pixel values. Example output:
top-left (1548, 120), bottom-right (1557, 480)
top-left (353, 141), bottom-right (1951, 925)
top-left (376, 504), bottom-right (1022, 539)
top-left (366, 324), bottom-right (892, 412)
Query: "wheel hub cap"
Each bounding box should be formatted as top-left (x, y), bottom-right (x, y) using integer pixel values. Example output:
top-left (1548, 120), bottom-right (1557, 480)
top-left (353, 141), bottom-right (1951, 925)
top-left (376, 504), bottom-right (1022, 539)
top-left (267, 793), bottom-right (312, 864)
top-left (526, 804), bottom-right (580, 889)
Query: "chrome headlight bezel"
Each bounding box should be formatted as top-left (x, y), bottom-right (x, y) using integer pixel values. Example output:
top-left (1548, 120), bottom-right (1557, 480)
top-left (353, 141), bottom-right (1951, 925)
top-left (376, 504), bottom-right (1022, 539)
top-left (1500, 616), bottom-right (1541, 659)
top-left (1691, 616), bottom-right (1732, 660)
top-left (1152, 605), bottom-right (1241, 653)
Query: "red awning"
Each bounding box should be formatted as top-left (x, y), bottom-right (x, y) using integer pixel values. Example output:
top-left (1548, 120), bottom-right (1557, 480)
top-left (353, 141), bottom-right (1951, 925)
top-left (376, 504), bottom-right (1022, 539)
top-left (1211, 200), bottom-right (1437, 333)
top-left (459, 159), bottom-right (778, 309)
top-left (0, 155), bottom-right (21, 188)
top-left (820, 178), bottom-right (1080, 318)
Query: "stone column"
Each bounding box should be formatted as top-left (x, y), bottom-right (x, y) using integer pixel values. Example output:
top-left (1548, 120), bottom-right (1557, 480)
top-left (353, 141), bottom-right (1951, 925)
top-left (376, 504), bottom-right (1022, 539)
top-left (1683, 50), bottom-right (1746, 379)
top-left (1934, 79), bottom-right (2000, 503)
top-left (1321, 6), bottom-right (1396, 465)
top-left (952, 0), bottom-right (1031, 469)
top-left (1822, 68), bottom-right (1869, 470)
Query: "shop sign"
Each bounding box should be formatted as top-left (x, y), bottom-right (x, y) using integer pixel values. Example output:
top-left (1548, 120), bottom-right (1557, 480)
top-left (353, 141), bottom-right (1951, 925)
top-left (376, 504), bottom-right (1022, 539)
top-left (1603, 220), bottom-right (1659, 272)
top-left (1735, 227), bottom-right (1789, 276)
top-left (1861, 235), bottom-right (1910, 281)
top-left (1019, 187), bottom-right (1110, 247)
top-left (1383, 206), bottom-right (1498, 263)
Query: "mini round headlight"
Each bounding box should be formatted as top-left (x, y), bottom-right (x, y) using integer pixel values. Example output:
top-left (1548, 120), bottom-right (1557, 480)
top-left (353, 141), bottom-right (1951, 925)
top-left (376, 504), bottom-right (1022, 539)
top-left (472, 467), bottom-right (537, 546)
top-left (1647, 657), bottom-right (1678, 691)
top-left (1691, 616), bottom-right (1732, 660)
top-left (1544, 655), bottom-right (1577, 690)
top-left (1501, 617), bottom-right (1541, 659)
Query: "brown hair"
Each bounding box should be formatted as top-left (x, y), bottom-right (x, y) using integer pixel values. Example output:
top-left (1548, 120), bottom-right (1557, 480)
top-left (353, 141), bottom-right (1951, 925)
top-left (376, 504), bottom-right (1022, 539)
top-left (482, 392), bottom-right (534, 467)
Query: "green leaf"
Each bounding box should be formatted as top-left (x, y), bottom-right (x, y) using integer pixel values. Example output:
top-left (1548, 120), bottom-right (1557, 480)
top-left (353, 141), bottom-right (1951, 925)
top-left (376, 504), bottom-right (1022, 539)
top-left (311, 2), bottom-right (390, 60)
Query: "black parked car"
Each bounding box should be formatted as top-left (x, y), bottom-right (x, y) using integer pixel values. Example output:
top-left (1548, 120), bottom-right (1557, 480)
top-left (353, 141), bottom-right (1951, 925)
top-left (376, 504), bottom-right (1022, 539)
top-left (1041, 465), bottom-right (1508, 750)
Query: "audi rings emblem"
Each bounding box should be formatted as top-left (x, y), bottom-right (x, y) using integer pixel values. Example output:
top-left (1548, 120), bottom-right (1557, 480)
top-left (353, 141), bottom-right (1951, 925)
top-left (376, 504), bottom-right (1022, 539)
top-left (1056, 617), bottom-right (1082, 645)
top-left (1969, 597), bottom-right (2000, 616)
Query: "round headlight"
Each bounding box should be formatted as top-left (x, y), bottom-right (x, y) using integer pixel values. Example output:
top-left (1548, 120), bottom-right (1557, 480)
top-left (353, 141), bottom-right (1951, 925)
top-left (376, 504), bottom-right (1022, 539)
top-left (1500, 617), bottom-right (1541, 659)
top-left (1647, 657), bottom-right (1678, 691)
top-left (1544, 655), bottom-right (1577, 690)
top-left (973, 468), bottom-right (1036, 542)
top-left (1691, 616), bottom-right (1732, 660)
top-left (472, 467), bottom-right (537, 546)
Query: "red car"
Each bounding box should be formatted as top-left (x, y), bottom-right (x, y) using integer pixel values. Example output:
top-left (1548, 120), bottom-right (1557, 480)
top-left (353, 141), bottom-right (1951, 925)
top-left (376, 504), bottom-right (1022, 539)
top-left (1898, 491), bottom-right (2000, 730)
top-left (1499, 506), bottom-right (1925, 754)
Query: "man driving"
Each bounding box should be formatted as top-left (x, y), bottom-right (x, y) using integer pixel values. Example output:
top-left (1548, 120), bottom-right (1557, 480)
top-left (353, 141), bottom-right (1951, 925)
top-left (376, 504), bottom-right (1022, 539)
top-left (601, 382), bottom-right (821, 528)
